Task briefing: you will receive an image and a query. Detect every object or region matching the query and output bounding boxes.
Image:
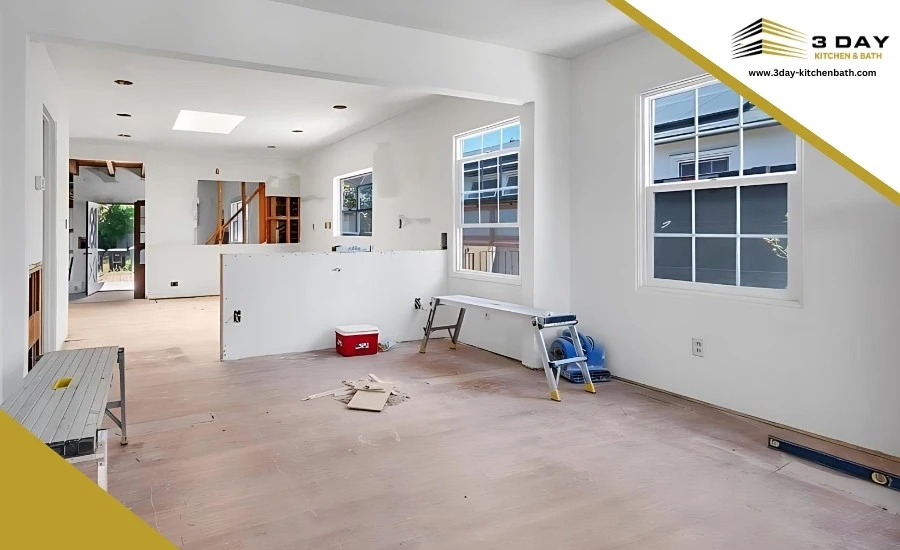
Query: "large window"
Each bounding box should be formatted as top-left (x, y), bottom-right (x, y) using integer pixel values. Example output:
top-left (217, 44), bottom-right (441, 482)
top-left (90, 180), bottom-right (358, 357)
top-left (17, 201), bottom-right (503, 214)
top-left (339, 171), bottom-right (373, 237)
top-left (640, 76), bottom-right (801, 300)
top-left (455, 120), bottom-right (520, 277)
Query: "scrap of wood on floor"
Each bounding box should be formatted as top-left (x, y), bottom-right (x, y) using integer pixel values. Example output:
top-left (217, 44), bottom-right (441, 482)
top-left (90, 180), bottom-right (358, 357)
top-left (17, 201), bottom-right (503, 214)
top-left (302, 374), bottom-right (409, 412)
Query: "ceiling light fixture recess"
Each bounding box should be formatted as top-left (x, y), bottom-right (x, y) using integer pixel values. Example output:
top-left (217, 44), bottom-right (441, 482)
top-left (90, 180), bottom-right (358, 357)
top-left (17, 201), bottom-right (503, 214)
top-left (291, 129), bottom-right (304, 133)
top-left (172, 110), bottom-right (246, 135)
top-left (116, 113), bottom-right (132, 117)
top-left (267, 145), bottom-right (277, 149)
top-left (332, 105), bottom-right (347, 110)
top-left (114, 79), bottom-right (134, 86)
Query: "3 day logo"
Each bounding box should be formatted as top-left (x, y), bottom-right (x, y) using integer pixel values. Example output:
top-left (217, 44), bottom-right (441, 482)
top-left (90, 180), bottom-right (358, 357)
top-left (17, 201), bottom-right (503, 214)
top-left (732, 18), bottom-right (807, 59)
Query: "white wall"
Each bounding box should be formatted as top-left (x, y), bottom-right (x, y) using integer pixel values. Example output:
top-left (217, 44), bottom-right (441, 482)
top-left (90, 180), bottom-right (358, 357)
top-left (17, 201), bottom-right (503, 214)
top-left (221, 250), bottom-right (450, 361)
top-left (296, 95), bottom-right (539, 364)
top-left (571, 31), bottom-right (900, 456)
top-left (0, 20), bottom-right (70, 401)
top-left (70, 140), bottom-right (303, 299)
top-left (69, 166), bottom-right (145, 293)
top-left (298, 96), bottom-right (522, 252)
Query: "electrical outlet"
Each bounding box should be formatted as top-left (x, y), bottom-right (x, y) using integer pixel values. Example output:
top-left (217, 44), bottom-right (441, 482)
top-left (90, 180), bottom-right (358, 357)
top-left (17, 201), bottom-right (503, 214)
top-left (233, 310), bottom-right (242, 323)
top-left (170, 281), bottom-right (179, 287)
top-left (414, 298), bottom-right (422, 310)
top-left (692, 338), bottom-right (704, 357)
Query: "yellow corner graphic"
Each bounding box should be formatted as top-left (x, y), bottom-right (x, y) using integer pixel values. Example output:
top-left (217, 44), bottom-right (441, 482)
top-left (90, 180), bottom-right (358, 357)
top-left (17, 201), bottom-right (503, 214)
top-left (607, 0), bottom-right (900, 208)
top-left (0, 412), bottom-right (176, 548)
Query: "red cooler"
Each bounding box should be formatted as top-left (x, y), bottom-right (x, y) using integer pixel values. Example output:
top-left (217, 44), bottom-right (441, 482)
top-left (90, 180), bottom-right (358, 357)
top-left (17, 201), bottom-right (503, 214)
top-left (335, 324), bottom-right (379, 357)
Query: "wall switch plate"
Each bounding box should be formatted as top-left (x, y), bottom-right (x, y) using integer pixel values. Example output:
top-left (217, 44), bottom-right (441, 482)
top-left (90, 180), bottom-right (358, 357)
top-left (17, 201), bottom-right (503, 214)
top-left (325, 221), bottom-right (332, 230)
top-left (35, 176), bottom-right (45, 191)
top-left (692, 338), bottom-right (704, 357)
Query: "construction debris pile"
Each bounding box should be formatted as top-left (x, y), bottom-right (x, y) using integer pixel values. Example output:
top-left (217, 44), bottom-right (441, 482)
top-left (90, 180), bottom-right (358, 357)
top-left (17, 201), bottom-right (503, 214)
top-left (302, 374), bottom-right (410, 412)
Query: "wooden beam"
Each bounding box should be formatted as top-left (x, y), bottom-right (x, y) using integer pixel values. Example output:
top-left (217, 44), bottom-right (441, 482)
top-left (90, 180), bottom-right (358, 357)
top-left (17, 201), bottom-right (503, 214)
top-left (68, 159), bottom-right (79, 176)
top-left (106, 160), bottom-right (115, 177)
top-left (217, 181), bottom-right (223, 244)
top-left (241, 182), bottom-right (248, 244)
top-left (258, 182), bottom-right (267, 244)
top-left (205, 185), bottom-right (262, 245)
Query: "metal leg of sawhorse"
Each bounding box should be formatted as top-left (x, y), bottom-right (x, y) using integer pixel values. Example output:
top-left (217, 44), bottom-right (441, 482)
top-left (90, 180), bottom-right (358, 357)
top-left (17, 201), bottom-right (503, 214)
top-left (67, 429), bottom-right (109, 492)
top-left (419, 298), bottom-right (466, 353)
top-left (103, 347), bottom-right (128, 445)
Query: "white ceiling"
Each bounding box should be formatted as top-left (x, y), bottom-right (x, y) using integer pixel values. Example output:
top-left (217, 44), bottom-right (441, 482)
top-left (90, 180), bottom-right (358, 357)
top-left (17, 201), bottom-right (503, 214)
top-left (271, 0), bottom-right (639, 59)
top-left (47, 43), bottom-right (435, 153)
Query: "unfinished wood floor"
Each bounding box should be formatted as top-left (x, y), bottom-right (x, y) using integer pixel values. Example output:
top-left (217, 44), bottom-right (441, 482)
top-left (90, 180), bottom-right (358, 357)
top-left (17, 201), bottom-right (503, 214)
top-left (67, 297), bottom-right (900, 549)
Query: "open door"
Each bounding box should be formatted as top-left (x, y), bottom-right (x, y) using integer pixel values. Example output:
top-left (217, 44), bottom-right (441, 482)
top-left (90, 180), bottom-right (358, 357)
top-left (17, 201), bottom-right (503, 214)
top-left (86, 201), bottom-right (102, 296)
top-left (134, 200), bottom-right (146, 299)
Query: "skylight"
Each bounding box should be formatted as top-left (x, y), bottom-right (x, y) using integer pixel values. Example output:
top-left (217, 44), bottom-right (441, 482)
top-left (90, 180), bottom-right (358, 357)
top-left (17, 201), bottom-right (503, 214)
top-left (172, 110), bottom-right (245, 134)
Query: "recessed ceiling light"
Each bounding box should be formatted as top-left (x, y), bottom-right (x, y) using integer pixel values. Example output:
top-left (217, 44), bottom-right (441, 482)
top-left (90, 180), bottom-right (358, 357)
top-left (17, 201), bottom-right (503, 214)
top-left (114, 79), bottom-right (133, 86)
top-left (116, 113), bottom-right (132, 117)
top-left (267, 145), bottom-right (277, 149)
top-left (118, 133), bottom-right (131, 138)
top-left (332, 105), bottom-right (347, 110)
top-left (172, 110), bottom-right (245, 135)
top-left (291, 129), bottom-right (304, 133)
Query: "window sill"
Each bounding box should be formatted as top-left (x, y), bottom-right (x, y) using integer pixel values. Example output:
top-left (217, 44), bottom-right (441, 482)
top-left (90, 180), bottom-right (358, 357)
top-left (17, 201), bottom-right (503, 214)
top-left (451, 269), bottom-right (522, 286)
top-left (638, 280), bottom-right (801, 308)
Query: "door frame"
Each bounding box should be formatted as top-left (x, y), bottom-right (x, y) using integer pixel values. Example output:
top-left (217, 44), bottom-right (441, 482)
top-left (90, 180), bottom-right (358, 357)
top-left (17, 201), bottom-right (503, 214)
top-left (41, 107), bottom-right (57, 352)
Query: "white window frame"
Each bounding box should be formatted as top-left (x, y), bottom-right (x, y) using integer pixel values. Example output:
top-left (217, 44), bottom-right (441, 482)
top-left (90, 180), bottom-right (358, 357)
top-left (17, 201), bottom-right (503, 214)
top-left (636, 74), bottom-right (803, 305)
top-left (229, 200), bottom-right (243, 243)
top-left (452, 117), bottom-right (521, 284)
top-left (333, 167), bottom-right (373, 238)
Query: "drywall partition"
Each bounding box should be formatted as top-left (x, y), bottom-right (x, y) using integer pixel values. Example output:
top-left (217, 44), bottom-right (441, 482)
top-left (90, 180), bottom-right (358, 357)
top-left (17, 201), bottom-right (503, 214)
top-left (570, 31), bottom-right (900, 456)
top-left (220, 250), bottom-right (450, 361)
top-left (69, 139), bottom-right (303, 299)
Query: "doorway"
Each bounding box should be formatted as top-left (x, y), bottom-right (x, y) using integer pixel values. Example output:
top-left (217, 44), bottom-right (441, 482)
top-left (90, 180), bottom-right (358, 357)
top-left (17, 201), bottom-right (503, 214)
top-left (68, 161), bottom-right (145, 303)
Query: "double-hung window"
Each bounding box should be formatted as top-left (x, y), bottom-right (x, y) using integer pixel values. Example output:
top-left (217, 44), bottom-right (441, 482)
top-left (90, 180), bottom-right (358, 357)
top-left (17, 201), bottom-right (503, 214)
top-left (339, 170), bottom-right (373, 237)
top-left (455, 119), bottom-right (521, 278)
top-left (639, 76), bottom-right (801, 301)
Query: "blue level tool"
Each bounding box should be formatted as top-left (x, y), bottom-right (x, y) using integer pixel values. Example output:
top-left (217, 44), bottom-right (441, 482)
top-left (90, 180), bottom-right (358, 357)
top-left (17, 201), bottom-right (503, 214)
top-left (768, 436), bottom-right (899, 492)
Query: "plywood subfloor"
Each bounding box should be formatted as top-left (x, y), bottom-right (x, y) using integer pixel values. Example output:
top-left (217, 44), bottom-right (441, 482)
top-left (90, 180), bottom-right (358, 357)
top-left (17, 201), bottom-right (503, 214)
top-left (66, 297), bottom-right (900, 549)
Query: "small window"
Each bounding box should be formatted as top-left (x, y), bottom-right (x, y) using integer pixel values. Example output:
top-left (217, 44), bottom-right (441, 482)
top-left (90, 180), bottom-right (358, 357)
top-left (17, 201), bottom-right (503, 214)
top-left (338, 171), bottom-right (373, 236)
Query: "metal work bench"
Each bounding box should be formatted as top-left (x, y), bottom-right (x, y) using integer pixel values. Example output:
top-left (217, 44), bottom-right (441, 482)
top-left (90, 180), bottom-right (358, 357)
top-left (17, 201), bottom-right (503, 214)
top-left (1, 346), bottom-right (128, 491)
top-left (419, 295), bottom-right (599, 402)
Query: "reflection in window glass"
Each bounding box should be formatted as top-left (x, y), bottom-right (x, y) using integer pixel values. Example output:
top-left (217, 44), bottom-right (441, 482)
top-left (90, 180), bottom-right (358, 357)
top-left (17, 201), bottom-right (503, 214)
top-left (695, 188), bottom-right (736, 234)
top-left (462, 135), bottom-right (482, 157)
top-left (741, 237), bottom-right (788, 288)
top-left (502, 125), bottom-right (521, 149)
top-left (698, 82), bottom-right (739, 133)
top-left (695, 237), bottom-right (736, 285)
top-left (461, 227), bottom-right (519, 275)
top-left (654, 237), bottom-right (692, 281)
top-left (654, 191), bottom-right (691, 233)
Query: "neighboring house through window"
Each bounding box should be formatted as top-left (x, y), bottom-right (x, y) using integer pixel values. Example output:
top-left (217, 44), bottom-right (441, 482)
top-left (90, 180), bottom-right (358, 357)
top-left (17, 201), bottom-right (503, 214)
top-left (640, 76), bottom-right (801, 300)
top-left (455, 119), bottom-right (521, 277)
top-left (337, 170), bottom-right (373, 237)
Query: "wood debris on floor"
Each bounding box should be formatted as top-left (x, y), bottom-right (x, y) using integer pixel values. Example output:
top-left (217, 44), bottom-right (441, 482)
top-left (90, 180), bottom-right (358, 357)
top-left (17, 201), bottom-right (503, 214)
top-left (302, 373), bottom-right (410, 412)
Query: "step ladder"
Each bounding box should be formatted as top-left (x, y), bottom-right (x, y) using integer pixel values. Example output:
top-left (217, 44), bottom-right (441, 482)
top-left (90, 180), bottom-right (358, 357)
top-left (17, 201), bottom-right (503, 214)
top-left (533, 314), bottom-right (595, 402)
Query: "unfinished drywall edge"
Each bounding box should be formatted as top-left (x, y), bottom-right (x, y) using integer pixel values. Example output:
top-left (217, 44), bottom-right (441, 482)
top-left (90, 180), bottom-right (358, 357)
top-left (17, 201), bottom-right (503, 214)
top-left (612, 375), bottom-right (900, 469)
